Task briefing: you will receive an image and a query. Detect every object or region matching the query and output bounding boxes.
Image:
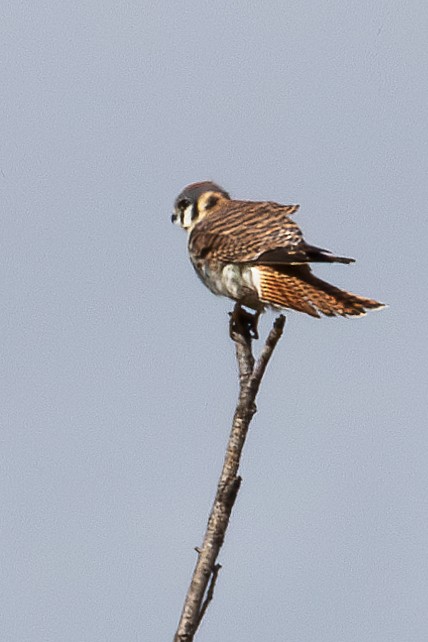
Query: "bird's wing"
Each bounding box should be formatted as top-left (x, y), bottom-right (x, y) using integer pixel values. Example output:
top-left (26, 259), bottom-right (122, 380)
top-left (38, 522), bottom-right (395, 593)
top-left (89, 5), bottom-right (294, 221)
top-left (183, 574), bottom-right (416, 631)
top-left (189, 200), bottom-right (354, 265)
top-left (189, 200), bottom-right (303, 263)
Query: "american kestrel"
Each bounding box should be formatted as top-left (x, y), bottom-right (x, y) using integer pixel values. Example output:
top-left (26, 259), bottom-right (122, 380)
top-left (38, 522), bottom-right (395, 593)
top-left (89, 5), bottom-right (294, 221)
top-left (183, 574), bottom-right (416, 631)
top-left (172, 181), bottom-right (384, 338)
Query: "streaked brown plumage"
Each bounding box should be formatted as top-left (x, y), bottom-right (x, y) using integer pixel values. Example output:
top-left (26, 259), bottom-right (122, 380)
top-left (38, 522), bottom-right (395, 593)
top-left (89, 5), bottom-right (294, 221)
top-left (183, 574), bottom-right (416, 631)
top-left (257, 265), bottom-right (381, 317)
top-left (171, 181), bottom-right (384, 332)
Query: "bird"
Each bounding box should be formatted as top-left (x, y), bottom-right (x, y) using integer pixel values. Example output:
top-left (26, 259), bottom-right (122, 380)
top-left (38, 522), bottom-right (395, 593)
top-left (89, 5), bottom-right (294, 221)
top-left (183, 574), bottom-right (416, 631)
top-left (171, 181), bottom-right (384, 338)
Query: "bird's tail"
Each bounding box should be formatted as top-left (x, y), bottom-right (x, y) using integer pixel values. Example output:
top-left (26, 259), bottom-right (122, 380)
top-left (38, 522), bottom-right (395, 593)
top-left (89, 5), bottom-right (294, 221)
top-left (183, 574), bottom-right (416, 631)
top-left (257, 265), bottom-right (385, 318)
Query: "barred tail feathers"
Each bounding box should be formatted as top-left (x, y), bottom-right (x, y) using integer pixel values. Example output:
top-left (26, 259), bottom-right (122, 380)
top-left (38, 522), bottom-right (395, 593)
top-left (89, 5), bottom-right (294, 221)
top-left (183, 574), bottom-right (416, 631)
top-left (256, 265), bottom-right (384, 318)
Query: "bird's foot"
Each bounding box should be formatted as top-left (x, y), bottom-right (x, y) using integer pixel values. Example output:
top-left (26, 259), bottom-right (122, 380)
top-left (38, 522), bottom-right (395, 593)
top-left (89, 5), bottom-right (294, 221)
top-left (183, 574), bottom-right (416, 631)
top-left (229, 304), bottom-right (260, 341)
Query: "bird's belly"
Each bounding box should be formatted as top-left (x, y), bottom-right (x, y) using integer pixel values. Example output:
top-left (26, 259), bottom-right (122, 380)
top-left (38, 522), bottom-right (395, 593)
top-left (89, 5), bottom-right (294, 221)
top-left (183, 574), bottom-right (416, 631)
top-left (194, 261), bottom-right (262, 309)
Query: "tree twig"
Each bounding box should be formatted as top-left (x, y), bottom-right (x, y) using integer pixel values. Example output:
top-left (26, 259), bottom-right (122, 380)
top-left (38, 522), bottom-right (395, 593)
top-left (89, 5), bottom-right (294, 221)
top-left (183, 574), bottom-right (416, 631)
top-left (173, 314), bottom-right (286, 642)
top-left (195, 563), bottom-right (222, 629)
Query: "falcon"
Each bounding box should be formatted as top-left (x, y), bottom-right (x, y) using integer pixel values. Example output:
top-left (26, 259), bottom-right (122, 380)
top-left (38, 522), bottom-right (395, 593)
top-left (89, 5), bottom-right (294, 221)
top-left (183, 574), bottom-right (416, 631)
top-left (171, 181), bottom-right (384, 338)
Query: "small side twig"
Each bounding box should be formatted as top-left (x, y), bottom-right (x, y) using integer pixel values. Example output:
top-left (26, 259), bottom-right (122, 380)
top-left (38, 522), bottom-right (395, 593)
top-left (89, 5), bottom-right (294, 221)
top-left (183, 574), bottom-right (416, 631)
top-left (173, 314), bottom-right (286, 642)
top-left (195, 563), bottom-right (222, 629)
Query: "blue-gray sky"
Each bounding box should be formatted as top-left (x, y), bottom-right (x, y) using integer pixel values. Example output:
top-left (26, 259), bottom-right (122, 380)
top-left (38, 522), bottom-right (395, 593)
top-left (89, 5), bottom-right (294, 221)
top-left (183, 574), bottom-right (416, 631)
top-left (2, 2), bottom-right (427, 641)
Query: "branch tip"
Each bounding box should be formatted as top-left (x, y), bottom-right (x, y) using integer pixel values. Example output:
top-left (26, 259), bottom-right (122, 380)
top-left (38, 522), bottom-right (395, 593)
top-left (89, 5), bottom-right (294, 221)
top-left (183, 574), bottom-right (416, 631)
top-left (274, 314), bottom-right (286, 331)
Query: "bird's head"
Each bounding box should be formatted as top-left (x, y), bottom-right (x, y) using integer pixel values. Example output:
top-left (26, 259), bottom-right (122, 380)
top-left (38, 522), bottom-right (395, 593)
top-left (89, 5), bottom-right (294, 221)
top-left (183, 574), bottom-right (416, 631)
top-left (171, 181), bottom-right (230, 231)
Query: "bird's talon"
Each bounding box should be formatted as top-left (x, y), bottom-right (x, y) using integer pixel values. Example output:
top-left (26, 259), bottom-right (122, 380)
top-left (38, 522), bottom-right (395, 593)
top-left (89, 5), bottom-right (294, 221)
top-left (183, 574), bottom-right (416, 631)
top-left (229, 304), bottom-right (260, 341)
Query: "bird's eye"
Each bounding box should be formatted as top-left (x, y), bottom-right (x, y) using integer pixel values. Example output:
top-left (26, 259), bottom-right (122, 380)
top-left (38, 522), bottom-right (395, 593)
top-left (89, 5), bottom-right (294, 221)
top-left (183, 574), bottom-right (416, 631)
top-left (177, 198), bottom-right (190, 211)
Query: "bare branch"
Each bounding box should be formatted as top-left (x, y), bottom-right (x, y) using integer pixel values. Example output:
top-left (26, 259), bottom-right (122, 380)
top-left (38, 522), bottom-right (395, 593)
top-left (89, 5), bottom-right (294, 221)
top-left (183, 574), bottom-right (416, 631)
top-left (195, 563), bottom-right (222, 630)
top-left (173, 315), bottom-right (286, 642)
top-left (250, 314), bottom-right (286, 395)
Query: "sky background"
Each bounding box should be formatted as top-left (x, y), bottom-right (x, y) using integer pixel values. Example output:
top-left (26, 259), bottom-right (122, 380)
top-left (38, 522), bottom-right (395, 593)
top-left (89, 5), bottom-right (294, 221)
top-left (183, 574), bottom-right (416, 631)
top-left (1, 2), bottom-right (427, 641)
